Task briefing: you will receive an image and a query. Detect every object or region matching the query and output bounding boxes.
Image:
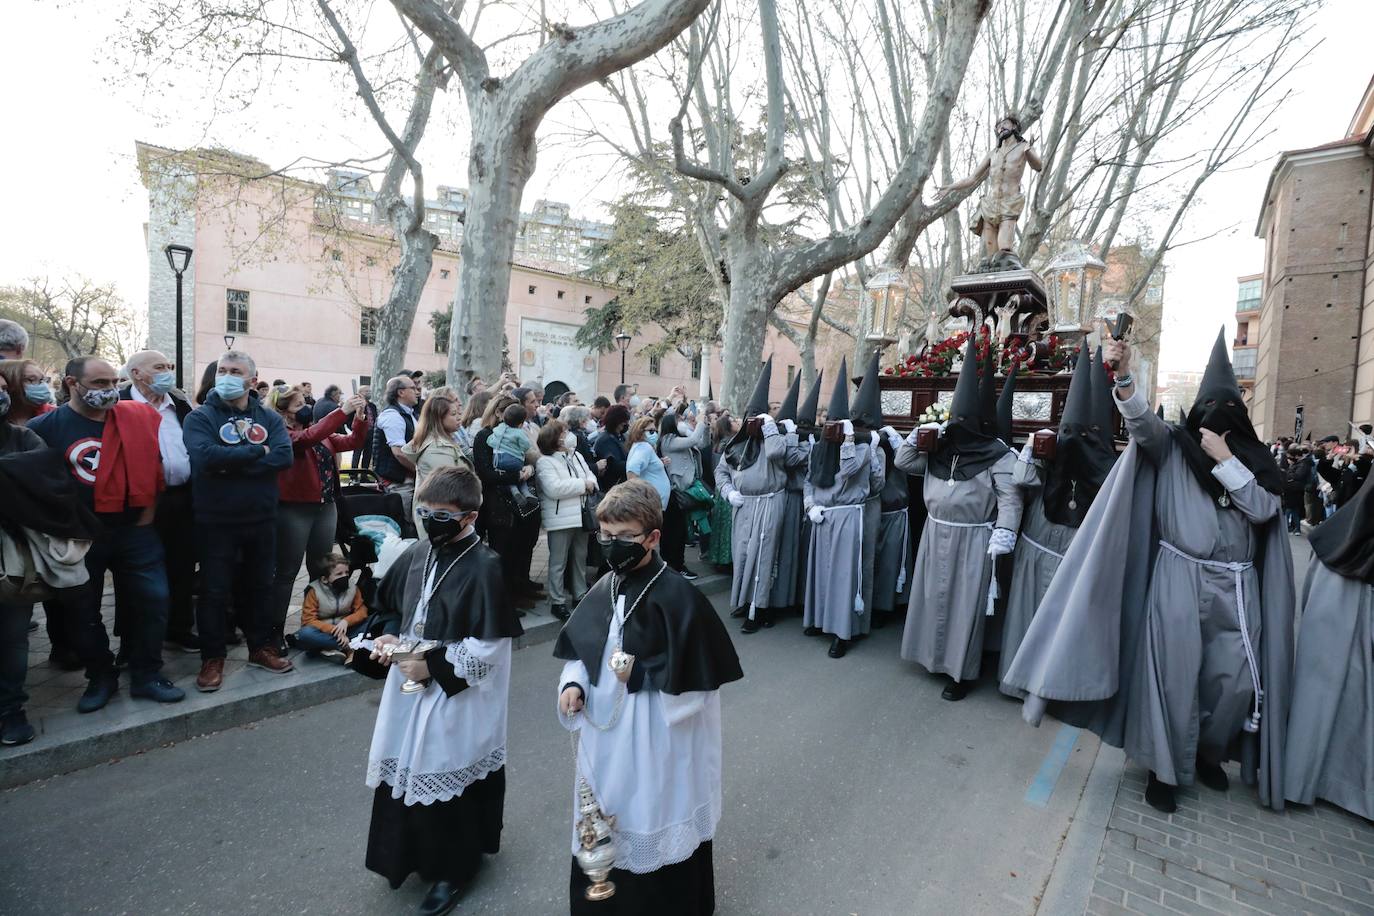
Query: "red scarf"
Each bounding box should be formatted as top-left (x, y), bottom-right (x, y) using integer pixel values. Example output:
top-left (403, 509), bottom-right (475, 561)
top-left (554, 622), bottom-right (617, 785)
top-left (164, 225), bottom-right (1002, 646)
top-left (94, 400), bottom-right (165, 513)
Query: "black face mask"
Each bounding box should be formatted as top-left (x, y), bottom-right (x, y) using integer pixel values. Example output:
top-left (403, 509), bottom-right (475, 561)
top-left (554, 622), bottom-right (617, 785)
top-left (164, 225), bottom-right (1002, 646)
top-left (296, 406), bottom-right (314, 427)
top-left (605, 538), bottom-right (648, 573)
top-left (329, 577), bottom-right (350, 597)
top-left (422, 515), bottom-right (469, 545)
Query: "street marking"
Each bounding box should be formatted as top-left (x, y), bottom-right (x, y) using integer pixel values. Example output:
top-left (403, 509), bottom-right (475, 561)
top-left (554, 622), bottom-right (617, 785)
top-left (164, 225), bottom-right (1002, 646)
top-left (1025, 724), bottom-right (1080, 808)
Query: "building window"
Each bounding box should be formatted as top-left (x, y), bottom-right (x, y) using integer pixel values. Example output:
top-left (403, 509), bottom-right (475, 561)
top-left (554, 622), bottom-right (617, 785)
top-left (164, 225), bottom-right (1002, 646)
top-left (557, 290), bottom-right (565, 299)
top-left (434, 323), bottom-right (448, 354)
top-left (528, 285), bottom-right (536, 295)
top-left (359, 375), bottom-right (371, 388)
top-left (691, 354), bottom-right (702, 379)
top-left (440, 269), bottom-right (450, 279)
top-left (328, 247), bottom-right (343, 261)
top-left (226, 289), bottom-right (250, 333)
top-left (649, 354), bottom-right (661, 376)
top-left (584, 295), bottom-right (592, 305)
top-left (787, 364), bottom-right (796, 386)
top-left (364, 255), bottom-right (377, 267)
top-left (360, 307), bottom-right (380, 346)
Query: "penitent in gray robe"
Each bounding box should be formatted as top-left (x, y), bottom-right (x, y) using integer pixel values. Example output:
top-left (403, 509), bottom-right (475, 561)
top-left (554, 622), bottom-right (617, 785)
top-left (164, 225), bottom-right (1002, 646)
top-left (872, 453), bottom-right (913, 614)
top-left (714, 428), bottom-right (789, 612)
top-left (896, 444), bottom-right (1023, 682)
top-left (803, 440), bottom-right (884, 640)
top-left (1284, 559), bottom-right (1374, 819)
top-left (1004, 389), bottom-right (1294, 807)
top-left (772, 434), bottom-right (813, 609)
top-left (998, 461), bottom-right (1077, 697)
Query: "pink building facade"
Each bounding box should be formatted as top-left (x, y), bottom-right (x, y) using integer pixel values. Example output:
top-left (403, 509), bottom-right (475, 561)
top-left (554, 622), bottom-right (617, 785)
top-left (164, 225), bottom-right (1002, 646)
top-left (136, 142), bottom-right (823, 407)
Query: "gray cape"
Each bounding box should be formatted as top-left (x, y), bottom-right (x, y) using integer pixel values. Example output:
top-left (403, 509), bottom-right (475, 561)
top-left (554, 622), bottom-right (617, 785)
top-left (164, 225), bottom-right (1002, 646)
top-left (1002, 441), bottom-right (1295, 810)
top-left (1283, 557), bottom-right (1374, 819)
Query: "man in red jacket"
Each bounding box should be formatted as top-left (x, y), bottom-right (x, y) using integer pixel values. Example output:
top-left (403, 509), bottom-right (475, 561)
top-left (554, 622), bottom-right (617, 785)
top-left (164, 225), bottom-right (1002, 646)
top-left (30, 356), bottom-right (187, 713)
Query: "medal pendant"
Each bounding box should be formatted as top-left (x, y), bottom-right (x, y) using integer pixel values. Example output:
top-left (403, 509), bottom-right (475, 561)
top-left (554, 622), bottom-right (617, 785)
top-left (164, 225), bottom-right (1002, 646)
top-left (946, 477), bottom-right (955, 487)
top-left (1068, 500), bottom-right (1077, 510)
top-left (1218, 493), bottom-right (1230, 508)
top-left (608, 650), bottom-right (634, 683)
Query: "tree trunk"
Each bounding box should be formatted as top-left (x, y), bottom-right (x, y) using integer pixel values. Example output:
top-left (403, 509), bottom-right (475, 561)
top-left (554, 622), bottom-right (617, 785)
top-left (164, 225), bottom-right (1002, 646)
top-left (373, 221), bottom-right (438, 385)
top-left (446, 121), bottom-right (537, 385)
top-left (720, 241), bottom-right (774, 414)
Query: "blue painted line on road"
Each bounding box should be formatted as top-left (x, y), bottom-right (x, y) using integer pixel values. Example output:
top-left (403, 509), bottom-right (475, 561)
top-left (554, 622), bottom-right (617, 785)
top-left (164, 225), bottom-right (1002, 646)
top-left (1025, 724), bottom-right (1080, 808)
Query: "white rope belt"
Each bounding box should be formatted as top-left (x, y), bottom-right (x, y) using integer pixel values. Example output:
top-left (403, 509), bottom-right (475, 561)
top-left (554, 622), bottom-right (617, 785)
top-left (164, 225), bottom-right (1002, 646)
top-left (733, 491), bottom-right (783, 620)
top-left (881, 508), bottom-right (910, 592)
top-left (928, 516), bottom-right (999, 616)
top-left (1022, 534), bottom-right (1065, 561)
top-left (1158, 539), bottom-right (1263, 733)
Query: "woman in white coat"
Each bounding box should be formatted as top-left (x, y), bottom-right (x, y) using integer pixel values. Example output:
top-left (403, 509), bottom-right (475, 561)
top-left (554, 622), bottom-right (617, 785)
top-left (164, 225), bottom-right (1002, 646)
top-left (536, 419), bottom-right (598, 620)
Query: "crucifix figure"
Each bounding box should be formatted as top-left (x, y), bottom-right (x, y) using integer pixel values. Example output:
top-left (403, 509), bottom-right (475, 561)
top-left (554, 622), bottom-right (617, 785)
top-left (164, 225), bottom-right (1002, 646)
top-left (939, 112), bottom-right (1043, 266)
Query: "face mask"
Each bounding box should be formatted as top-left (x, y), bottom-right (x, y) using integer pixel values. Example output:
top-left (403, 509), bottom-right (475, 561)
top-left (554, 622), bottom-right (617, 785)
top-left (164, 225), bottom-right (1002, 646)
top-left (423, 514), bottom-right (467, 545)
top-left (215, 375), bottom-right (247, 400)
top-left (605, 537), bottom-right (648, 573)
top-left (0, 391), bottom-right (10, 418)
top-left (147, 371), bottom-right (176, 395)
top-left (328, 577), bottom-right (350, 597)
top-left (80, 385), bottom-right (120, 410)
top-left (25, 382), bottom-right (53, 405)
top-left (563, 433), bottom-right (577, 450)
top-left (646, 432), bottom-right (659, 447)
top-left (629, 395), bottom-right (642, 408)
top-left (296, 406), bottom-right (314, 427)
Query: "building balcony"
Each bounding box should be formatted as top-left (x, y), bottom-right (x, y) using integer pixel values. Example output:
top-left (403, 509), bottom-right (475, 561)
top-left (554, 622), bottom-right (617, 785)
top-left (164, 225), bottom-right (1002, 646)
top-left (1233, 346), bottom-right (1257, 380)
top-left (1235, 300), bottom-right (1260, 316)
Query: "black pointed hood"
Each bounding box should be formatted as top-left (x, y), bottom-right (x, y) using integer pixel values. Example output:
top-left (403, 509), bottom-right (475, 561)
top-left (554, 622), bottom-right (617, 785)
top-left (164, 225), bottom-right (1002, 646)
top-left (1090, 346), bottom-right (1116, 442)
top-left (745, 357), bottom-right (773, 417)
top-left (928, 334), bottom-right (1011, 481)
top-left (997, 361), bottom-right (1018, 445)
top-left (777, 372), bottom-right (802, 423)
top-left (853, 352), bottom-right (883, 431)
top-left (797, 370), bottom-right (823, 432)
top-left (978, 332), bottom-right (999, 436)
top-left (808, 359), bottom-right (849, 489)
top-left (1043, 345), bottom-right (1118, 527)
top-left (708, 377), bottom-right (714, 401)
top-left (1157, 404), bottom-right (1165, 420)
top-left (1310, 458), bottom-right (1374, 584)
top-left (1170, 327), bottom-right (1281, 501)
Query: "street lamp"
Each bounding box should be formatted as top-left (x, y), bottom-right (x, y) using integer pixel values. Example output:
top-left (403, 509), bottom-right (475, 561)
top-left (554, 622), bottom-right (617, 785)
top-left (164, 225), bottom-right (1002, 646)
top-left (223, 334), bottom-right (236, 350)
top-left (615, 330), bottom-right (632, 384)
top-left (164, 244), bottom-right (193, 389)
top-left (1043, 240), bottom-right (1105, 341)
top-left (865, 266), bottom-right (908, 347)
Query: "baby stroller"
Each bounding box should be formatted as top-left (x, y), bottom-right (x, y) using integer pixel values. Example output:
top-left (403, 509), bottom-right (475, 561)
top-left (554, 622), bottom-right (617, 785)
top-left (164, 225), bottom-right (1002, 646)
top-left (334, 468), bottom-right (413, 646)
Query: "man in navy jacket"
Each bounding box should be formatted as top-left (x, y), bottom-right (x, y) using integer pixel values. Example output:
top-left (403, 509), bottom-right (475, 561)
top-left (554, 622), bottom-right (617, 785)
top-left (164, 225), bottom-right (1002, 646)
top-left (183, 350), bottom-right (293, 692)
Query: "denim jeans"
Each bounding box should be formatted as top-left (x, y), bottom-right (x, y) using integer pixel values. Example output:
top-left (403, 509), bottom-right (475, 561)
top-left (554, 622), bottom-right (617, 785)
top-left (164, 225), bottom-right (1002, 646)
top-left (1284, 507), bottom-right (1302, 532)
top-left (270, 502), bottom-right (338, 640)
top-left (197, 520), bottom-right (277, 660)
top-left (293, 621), bottom-right (364, 653)
top-left (0, 602), bottom-right (33, 715)
top-left (55, 523), bottom-right (169, 684)
top-left (115, 487), bottom-right (196, 642)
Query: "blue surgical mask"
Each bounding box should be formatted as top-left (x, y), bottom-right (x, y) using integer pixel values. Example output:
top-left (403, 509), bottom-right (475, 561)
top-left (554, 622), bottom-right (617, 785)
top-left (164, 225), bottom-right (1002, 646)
top-left (148, 370), bottom-right (176, 395)
top-left (0, 391), bottom-right (10, 418)
top-left (215, 375), bottom-right (247, 400)
top-left (646, 432), bottom-right (659, 447)
top-left (24, 382), bottom-right (53, 405)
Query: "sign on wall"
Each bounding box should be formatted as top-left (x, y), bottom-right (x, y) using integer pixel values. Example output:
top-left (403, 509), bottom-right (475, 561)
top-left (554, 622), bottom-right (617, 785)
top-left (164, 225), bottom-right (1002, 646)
top-left (520, 318), bottom-right (599, 400)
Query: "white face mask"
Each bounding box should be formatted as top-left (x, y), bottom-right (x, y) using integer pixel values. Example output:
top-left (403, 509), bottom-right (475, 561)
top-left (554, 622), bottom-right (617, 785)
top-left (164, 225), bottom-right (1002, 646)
top-left (563, 433), bottom-right (577, 450)
top-left (629, 395), bottom-right (642, 408)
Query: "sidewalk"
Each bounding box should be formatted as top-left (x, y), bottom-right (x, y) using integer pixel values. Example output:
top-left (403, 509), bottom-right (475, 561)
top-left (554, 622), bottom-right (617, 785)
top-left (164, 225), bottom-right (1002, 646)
top-left (0, 535), bottom-right (730, 789)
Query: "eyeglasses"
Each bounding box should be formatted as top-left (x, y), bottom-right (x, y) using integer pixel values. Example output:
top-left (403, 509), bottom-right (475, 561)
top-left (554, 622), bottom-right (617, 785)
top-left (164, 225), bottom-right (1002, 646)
top-left (416, 507), bottom-right (475, 523)
top-left (596, 530), bottom-right (651, 545)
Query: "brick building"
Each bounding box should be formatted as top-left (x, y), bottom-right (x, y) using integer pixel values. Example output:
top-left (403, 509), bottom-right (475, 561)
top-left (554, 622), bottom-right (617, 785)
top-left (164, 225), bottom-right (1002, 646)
top-left (1250, 75), bottom-right (1374, 441)
top-left (1233, 273), bottom-right (1261, 398)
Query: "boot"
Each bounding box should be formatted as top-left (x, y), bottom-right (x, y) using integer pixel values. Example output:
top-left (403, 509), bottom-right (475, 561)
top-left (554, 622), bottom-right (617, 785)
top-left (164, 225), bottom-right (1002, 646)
top-left (1195, 757), bottom-right (1229, 793)
top-left (827, 637), bottom-right (849, 659)
top-left (1145, 772), bottom-right (1178, 813)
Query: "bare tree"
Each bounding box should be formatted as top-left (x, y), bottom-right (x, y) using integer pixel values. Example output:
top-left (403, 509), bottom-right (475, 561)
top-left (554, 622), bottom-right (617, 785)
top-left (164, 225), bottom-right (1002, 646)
top-left (0, 278), bottom-right (145, 362)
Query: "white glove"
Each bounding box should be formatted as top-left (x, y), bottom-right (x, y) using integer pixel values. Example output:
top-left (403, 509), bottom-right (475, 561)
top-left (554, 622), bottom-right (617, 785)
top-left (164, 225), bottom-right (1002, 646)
top-left (881, 426), bottom-right (902, 450)
top-left (727, 491), bottom-right (746, 508)
top-left (808, 505), bottom-right (826, 525)
top-left (870, 431), bottom-right (881, 448)
top-left (842, 419), bottom-right (854, 437)
top-left (1018, 441), bottom-right (1035, 465)
top-left (987, 527), bottom-right (1017, 557)
top-left (781, 419), bottom-right (797, 434)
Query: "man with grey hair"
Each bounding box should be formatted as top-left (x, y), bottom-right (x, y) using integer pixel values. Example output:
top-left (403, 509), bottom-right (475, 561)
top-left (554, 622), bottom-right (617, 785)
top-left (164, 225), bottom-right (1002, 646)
top-left (120, 350), bottom-right (197, 652)
top-left (371, 374), bottom-right (420, 519)
top-left (183, 349), bottom-right (294, 691)
top-left (0, 319), bottom-right (28, 359)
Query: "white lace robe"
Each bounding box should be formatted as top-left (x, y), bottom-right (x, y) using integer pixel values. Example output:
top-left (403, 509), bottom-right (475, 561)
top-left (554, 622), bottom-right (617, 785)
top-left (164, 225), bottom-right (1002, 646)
top-left (558, 599), bottom-right (723, 874)
top-left (366, 597), bottom-right (513, 807)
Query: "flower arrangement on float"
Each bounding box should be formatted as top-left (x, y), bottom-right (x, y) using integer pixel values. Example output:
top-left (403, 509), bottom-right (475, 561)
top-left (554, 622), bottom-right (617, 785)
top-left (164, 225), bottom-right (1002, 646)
top-left (916, 403), bottom-right (950, 424)
top-left (884, 326), bottom-right (1074, 378)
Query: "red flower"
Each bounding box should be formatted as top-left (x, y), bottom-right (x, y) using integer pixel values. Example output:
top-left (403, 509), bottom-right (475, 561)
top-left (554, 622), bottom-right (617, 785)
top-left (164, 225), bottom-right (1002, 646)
top-left (885, 367), bottom-right (894, 375)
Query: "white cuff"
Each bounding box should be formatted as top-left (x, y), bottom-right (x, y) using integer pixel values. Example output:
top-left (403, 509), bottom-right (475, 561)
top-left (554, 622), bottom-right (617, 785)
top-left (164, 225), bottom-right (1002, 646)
top-left (1210, 456), bottom-right (1255, 492)
top-left (760, 419), bottom-right (779, 437)
top-left (1114, 387), bottom-right (1151, 420)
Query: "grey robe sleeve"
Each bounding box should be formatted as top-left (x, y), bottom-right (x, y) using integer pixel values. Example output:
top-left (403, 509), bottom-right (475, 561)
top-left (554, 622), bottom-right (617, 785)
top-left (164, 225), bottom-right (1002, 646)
top-left (784, 432), bottom-right (810, 468)
top-left (1116, 388), bottom-right (1170, 466)
top-left (1012, 455), bottom-right (1042, 490)
top-left (991, 453), bottom-right (1024, 532)
top-left (868, 443), bottom-right (886, 494)
top-left (1212, 457), bottom-right (1280, 524)
top-left (895, 439), bottom-right (928, 476)
top-left (761, 426), bottom-right (786, 460)
top-left (714, 455), bottom-right (736, 499)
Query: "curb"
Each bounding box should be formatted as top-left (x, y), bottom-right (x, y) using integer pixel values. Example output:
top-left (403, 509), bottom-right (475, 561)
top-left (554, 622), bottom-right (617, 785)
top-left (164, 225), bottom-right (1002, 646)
top-left (0, 571), bottom-right (731, 790)
top-left (1036, 742), bottom-right (1126, 915)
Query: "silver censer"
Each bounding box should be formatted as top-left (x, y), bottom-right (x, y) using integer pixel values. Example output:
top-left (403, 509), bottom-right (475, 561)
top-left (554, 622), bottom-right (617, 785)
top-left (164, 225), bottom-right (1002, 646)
top-left (574, 777), bottom-right (618, 901)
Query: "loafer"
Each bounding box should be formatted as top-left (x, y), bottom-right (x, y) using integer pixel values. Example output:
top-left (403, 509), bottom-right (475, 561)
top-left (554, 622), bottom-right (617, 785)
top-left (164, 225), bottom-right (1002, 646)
top-left (130, 677), bottom-right (186, 704)
top-left (77, 677), bottom-right (118, 714)
top-left (1, 711), bottom-right (35, 746)
top-left (417, 879), bottom-right (464, 916)
top-left (940, 679), bottom-right (971, 702)
top-left (827, 637), bottom-right (849, 659)
top-left (550, 604), bottom-right (569, 621)
top-left (247, 647), bottom-right (294, 674)
top-left (196, 658), bottom-right (225, 692)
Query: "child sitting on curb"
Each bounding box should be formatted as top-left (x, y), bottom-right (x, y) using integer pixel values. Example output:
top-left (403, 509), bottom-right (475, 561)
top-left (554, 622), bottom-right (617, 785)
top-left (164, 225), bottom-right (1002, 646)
top-left (292, 552), bottom-right (368, 659)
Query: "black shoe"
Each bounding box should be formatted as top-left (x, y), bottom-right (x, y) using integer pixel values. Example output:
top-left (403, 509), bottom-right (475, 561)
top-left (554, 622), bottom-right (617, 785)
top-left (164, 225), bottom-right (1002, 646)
top-left (1145, 772), bottom-right (1178, 813)
top-left (164, 632), bottom-right (200, 653)
top-left (730, 606), bottom-right (747, 619)
top-left (828, 637), bottom-right (849, 658)
top-left (77, 677), bottom-right (118, 714)
top-left (761, 608), bottom-right (775, 629)
top-left (940, 679), bottom-right (971, 702)
top-left (417, 879), bottom-right (464, 916)
top-left (1196, 758), bottom-right (1229, 793)
top-left (678, 566), bottom-right (700, 581)
top-left (47, 646), bottom-right (84, 672)
top-left (803, 626), bottom-right (824, 637)
top-left (1, 710), bottom-right (35, 746)
top-left (550, 603), bottom-right (569, 621)
top-left (741, 617), bottom-right (761, 634)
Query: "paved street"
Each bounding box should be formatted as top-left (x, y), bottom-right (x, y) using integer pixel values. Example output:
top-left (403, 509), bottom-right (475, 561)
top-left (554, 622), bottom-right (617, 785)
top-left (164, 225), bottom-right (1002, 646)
top-left (1, 592), bottom-right (1103, 916)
